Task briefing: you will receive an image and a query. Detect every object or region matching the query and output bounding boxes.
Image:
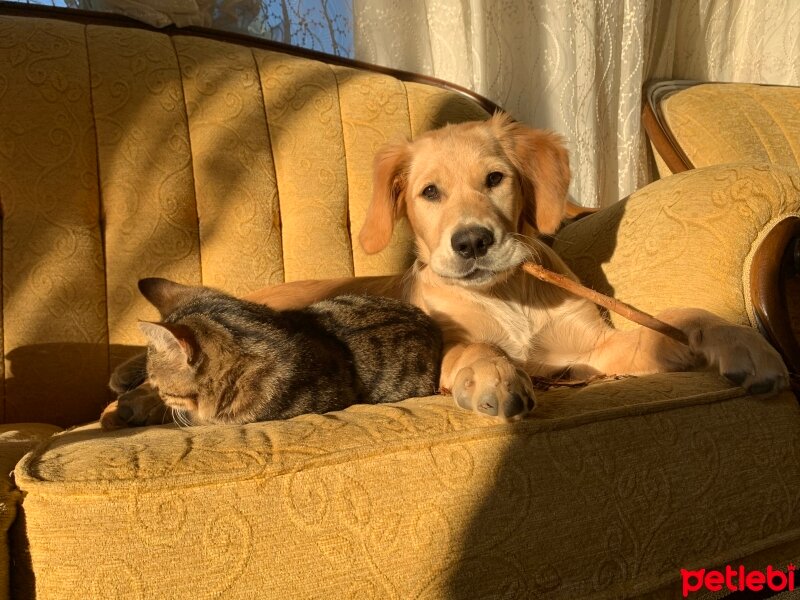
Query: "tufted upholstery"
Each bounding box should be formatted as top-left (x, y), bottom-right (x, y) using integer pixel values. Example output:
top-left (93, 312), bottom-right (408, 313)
top-left (0, 15), bottom-right (488, 427)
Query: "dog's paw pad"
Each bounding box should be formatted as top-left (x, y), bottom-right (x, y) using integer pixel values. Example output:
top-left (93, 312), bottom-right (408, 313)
top-left (452, 359), bottom-right (535, 421)
top-left (696, 323), bottom-right (789, 397)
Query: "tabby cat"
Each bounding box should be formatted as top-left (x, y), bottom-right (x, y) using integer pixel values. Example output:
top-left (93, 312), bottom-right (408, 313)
top-left (111, 278), bottom-right (442, 426)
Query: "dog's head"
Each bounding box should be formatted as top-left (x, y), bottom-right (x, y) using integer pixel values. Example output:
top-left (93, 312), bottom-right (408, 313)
top-left (359, 113), bottom-right (570, 288)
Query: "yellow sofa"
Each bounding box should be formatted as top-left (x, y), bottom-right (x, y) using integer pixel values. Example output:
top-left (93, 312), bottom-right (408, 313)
top-left (1, 6), bottom-right (800, 599)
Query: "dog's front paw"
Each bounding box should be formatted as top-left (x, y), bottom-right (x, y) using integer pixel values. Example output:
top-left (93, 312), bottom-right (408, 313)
top-left (100, 384), bottom-right (170, 430)
top-left (452, 357), bottom-right (536, 420)
top-left (690, 324), bottom-right (789, 395)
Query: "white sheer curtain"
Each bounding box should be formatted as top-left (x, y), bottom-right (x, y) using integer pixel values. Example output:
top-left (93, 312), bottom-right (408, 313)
top-left (353, 0), bottom-right (800, 207)
top-left (671, 0), bottom-right (800, 85)
top-left (39, 0), bottom-right (800, 207)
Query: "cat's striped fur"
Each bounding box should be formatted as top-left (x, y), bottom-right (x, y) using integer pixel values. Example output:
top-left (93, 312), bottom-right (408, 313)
top-left (118, 278), bottom-right (442, 425)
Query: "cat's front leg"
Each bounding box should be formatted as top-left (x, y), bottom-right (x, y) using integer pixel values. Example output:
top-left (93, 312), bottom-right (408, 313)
top-left (442, 342), bottom-right (535, 420)
top-left (100, 383), bottom-right (170, 430)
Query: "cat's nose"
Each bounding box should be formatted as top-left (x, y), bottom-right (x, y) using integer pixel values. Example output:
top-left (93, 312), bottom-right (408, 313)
top-left (451, 226), bottom-right (495, 259)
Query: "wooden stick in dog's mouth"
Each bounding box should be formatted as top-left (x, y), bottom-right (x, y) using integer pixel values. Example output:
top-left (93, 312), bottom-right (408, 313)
top-left (521, 263), bottom-right (690, 347)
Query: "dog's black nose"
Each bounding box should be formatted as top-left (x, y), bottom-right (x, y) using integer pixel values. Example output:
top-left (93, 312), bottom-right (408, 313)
top-left (451, 227), bottom-right (495, 259)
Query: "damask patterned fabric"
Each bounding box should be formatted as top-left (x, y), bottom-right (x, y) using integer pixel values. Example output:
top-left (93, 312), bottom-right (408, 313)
top-left (0, 14), bottom-right (487, 426)
top-left (554, 163), bottom-right (800, 331)
top-left (659, 84), bottom-right (800, 174)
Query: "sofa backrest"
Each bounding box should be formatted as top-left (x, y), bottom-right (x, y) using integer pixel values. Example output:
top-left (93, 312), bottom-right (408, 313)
top-left (0, 8), bottom-right (491, 426)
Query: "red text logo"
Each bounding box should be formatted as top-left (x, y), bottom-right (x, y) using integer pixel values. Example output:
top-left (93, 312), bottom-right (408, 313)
top-left (681, 564), bottom-right (796, 597)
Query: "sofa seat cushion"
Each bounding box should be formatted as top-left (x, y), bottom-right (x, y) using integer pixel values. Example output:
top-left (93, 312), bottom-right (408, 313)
top-left (13, 375), bottom-right (800, 599)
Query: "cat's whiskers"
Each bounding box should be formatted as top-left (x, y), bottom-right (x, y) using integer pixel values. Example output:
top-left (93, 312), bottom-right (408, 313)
top-left (171, 407), bottom-right (190, 429)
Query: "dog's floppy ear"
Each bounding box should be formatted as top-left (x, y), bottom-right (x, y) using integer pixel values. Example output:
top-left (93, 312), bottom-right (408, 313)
top-left (494, 113), bottom-right (570, 235)
top-left (359, 140), bottom-right (411, 254)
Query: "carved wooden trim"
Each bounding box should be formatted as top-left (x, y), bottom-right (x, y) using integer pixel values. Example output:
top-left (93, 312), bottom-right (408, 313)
top-left (0, 2), bottom-right (502, 116)
top-left (641, 80), bottom-right (700, 175)
top-left (750, 217), bottom-right (800, 374)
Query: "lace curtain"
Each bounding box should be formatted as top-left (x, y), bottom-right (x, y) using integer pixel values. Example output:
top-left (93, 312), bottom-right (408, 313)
top-left (22, 0), bottom-right (800, 207)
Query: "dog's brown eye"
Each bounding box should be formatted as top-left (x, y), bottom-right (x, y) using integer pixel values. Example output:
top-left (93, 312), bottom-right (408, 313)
top-left (421, 184), bottom-right (440, 201)
top-left (486, 171), bottom-right (504, 188)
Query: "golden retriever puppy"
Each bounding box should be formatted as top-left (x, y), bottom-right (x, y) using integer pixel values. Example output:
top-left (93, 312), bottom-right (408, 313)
top-left (247, 113), bottom-right (789, 420)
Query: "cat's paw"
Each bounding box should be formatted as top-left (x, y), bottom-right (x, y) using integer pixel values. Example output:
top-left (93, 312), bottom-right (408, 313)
top-left (100, 400), bottom-right (129, 430)
top-left (689, 323), bottom-right (789, 395)
top-left (452, 357), bottom-right (535, 420)
top-left (108, 352), bottom-right (147, 395)
top-left (100, 384), bottom-right (170, 430)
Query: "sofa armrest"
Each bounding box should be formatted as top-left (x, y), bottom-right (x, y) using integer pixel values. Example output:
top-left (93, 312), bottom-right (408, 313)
top-left (553, 163), bottom-right (800, 372)
top-left (750, 217), bottom-right (800, 373)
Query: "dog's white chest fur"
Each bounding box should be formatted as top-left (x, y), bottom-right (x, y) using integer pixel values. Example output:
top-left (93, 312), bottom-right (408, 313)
top-left (414, 273), bottom-right (610, 376)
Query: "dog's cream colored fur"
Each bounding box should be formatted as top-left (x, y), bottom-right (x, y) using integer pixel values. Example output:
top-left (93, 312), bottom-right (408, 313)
top-left (246, 113), bottom-right (789, 420)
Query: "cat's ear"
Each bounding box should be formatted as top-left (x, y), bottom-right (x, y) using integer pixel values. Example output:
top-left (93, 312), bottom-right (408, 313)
top-left (138, 278), bottom-right (197, 318)
top-left (138, 321), bottom-right (199, 366)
